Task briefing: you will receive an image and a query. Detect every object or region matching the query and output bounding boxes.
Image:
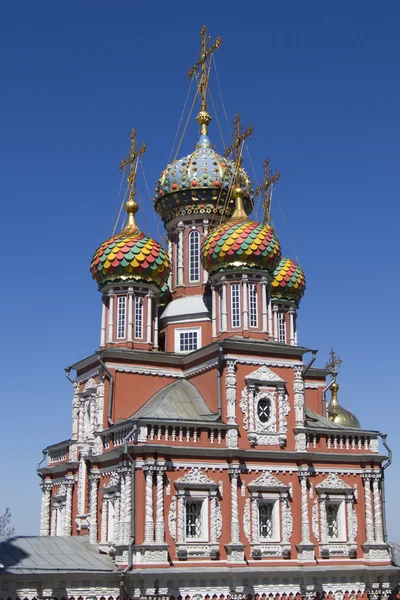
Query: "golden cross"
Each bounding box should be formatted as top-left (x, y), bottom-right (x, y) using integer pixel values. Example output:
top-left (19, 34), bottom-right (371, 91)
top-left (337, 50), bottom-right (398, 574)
top-left (188, 25), bottom-right (222, 113)
top-left (119, 129), bottom-right (147, 197)
top-left (325, 348), bottom-right (343, 374)
top-left (225, 113), bottom-right (254, 170)
top-left (255, 158), bottom-right (280, 222)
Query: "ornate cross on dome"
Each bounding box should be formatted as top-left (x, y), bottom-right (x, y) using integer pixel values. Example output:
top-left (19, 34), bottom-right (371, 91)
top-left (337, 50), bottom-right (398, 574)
top-left (325, 348), bottom-right (343, 376)
top-left (188, 25), bottom-right (222, 131)
top-left (255, 158), bottom-right (280, 223)
top-left (225, 113), bottom-right (254, 179)
top-left (119, 129), bottom-right (147, 200)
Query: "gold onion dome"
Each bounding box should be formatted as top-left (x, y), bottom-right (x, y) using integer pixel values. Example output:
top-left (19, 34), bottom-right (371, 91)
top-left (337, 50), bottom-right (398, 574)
top-left (90, 199), bottom-right (170, 288)
top-left (201, 186), bottom-right (281, 274)
top-left (271, 257), bottom-right (306, 304)
top-left (327, 382), bottom-right (361, 429)
top-left (153, 131), bottom-right (254, 224)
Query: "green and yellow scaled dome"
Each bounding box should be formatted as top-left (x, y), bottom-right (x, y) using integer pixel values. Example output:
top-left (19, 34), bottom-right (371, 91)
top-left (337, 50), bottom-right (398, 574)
top-left (271, 257), bottom-right (306, 303)
top-left (201, 187), bottom-right (281, 275)
top-left (90, 199), bottom-right (170, 288)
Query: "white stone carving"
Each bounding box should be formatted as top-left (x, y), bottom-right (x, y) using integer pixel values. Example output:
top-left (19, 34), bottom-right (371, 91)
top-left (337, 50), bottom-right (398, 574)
top-left (347, 499), bottom-right (358, 543)
top-left (226, 359), bottom-right (237, 424)
top-left (295, 431), bottom-right (307, 451)
top-left (249, 470), bottom-right (286, 489)
top-left (281, 497), bottom-right (293, 543)
top-left (293, 364), bottom-right (305, 426)
top-left (316, 473), bottom-right (352, 491)
top-left (312, 499), bottom-right (319, 541)
top-left (168, 496), bottom-right (176, 541)
top-left (175, 467), bottom-right (216, 486)
top-left (138, 424), bottom-right (148, 442)
top-left (243, 498), bottom-right (251, 541)
top-left (226, 427), bottom-right (238, 448)
top-left (245, 365), bottom-right (284, 383)
top-left (240, 389), bottom-right (249, 430)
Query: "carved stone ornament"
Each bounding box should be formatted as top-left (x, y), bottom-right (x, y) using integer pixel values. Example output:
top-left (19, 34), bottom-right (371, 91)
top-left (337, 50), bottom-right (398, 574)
top-left (168, 496), bottom-right (177, 541)
top-left (175, 467), bottom-right (218, 489)
top-left (245, 365), bottom-right (284, 384)
top-left (83, 377), bottom-right (97, 393)
top-left (295, 431), bottom-right (307, 451)
top-left (107, 471), bottom-right (120, 489)
top-left (215, 498), bottom-right (222, 539)
top-left (248, 470), bottom-right (288, 492)
top-left (281, 497), bottom-right (293, 543)
top-left (243, 498), bottom-right (251, 541)
top-left (226, 427), bottom-right (239, 448)
top-left (312, 499), bottom-right (320, 541)
top-left (316, 473), bottom-right (352, 492)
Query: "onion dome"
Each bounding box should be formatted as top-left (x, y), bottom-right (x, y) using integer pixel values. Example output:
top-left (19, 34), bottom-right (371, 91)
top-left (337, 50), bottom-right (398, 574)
top-left (271, 257), bottom-right (306, 303)
top-left (90, 199), bottom-right (170, 288)
top-left (153, 129), bottom-right (253, 224)
top-left (328, 382), bottom-right (361, 429)
top-left (201, 187), bottom-right (281, 274)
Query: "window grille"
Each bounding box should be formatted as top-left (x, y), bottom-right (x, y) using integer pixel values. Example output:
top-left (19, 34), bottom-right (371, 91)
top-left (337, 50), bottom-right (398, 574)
top-left (278, 311), bottom-right (286, 343)
top-left (134, 296), bottom-right (143, 338)
top-left (189, 230), bottom-right (200, 282)
top-left (257, 398), bottom-right (271, 423)
top-left (117, 296), bottom-right (126, 338)
top-left (259, 502), bottom-right (274, 538)
top-left (186, 500), bottom-right (202, 538)
top-left (249, 283), bottom-right (258, 327)
top-left (179, 330), bottom-right (198, 352)
top-left (327, 503), bottom-right (340, 539)
top-left (231, 283), bottom-right (241, 328)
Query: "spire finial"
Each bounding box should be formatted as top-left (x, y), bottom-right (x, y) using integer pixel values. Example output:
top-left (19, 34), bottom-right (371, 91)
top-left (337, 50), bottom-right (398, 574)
top-left (188, 25), bottom-right (222, 134)
top-left (225, 113), bottom-right (254, 184)
top-left (256, 157), bottom-right (280, 223)
top-left (119, 129), bottom-right (147, 227)
top-left (325, 348), bottom-right (343, 378)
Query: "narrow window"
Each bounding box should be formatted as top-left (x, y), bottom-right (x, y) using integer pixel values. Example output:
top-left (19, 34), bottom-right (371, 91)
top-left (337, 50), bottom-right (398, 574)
top-left (189, 230), bottom-right (200, 282)
top-left (259, 502), bottom-right (274, 539)
top-left (186, 499), bottom-right (203, 539)
top-left (117, 296), bottom-right (126, 339)
top-left (231, 283), bottom-right (241, 328)
top-left (257, 398), bottom-right (271, 423)
top-left (134, 296), bottom-right (143, 339)
top-left (107, 499), bottom-right (115, 542)
top-left (278, 311), bottom-right (286, 343)
top-left (179, 330), bottom-right (198, 352)
top-left (249, 283), bottom-right (258, 327)
top-left (327, 503), bottom-right (340, 539)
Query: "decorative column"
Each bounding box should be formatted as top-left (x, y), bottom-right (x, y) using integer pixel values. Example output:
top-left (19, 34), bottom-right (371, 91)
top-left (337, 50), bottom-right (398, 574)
top-left (64, 479), bottom-right (74, 536)
top-left (225, 467), bottom-right (244, 562)
top-left (146, 291), bottom-right (153, 344)
top-left (251, 496), bottom-right (258, 543)
top-left (220, 277), bottom-right (227, 332)
top-left (294, 364), bottom-right (307, 451)
top-left (211, 285), bottom-right (217, 338)
top-left (127, 288), bottom-right (134, 342)
top-left (226, 360), bottom-right (237, 424)
top-left (209, 490), bottom-right (218, 545)
top-left (155, 466), bottom-right (166, 543)
top-left (144, 465), bottom-right (154, 542)
top-left (89, 471), bottom-right (100, 544)
top-left (96, 372), bottom-right (105, 430)
top-left (203, 219), bottom-right (209, 284)
top-left (167, 237), bottom-right (173, 289)
top-left (346, 496), bottom-right (356, 545)
top-left (107, 289), bottom-right (114, 343)
top-left (372, 473), bottom-right (384, 543)
top-left (153, 311), bottom-right (159, 350)
top-left (90, 394), bottom-right (97, 438)
top-left (40, 482), bottom-right (52, 536)
top-left (120, 466), bottom-right (132, 545)
top-left (319, 497), bottom-right (328, 544)
top-left (296, 469), bottom-right (314, 561)
top-left (289, 307), bottom-right (295, 346)
top-left (50, 505), bottom-right (57, 536)
top-left (268, 290), bottom-right (273, 336)
top-left (77, 456), bottom-right (87, 515)
top-left (177, 222), bottom-right (184, 287)
top-left (100, 295), bottom-right (107, 346)
top-left (100, 496), bottom-right (108, 544)
top-left (363, 473), bottom-right (374, 543)
top-left (272, 304), bottom-right (278, 341)
top-left (242, 274), bottom-right (249, 332)
top-left (71, 382), bottom-right (79, 441)
top-left (261, 277), bottom-right (268, 333)
top-left (177, 490), bottom-right (185, 544)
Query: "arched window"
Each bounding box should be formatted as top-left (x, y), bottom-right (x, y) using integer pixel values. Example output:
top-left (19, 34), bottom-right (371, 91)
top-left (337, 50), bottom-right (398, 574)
top-left (189, 230), bottom-right (200, 282)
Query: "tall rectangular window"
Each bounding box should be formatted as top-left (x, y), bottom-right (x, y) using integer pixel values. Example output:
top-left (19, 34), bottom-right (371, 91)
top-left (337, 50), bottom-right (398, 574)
top-left (249, 283), bottom-right (258, 327)
top-left (327, 503), bottom-right (340, 539)
top-left (231, 283), bottom-right (241, 328)
top-left (189, 230), bottom-right (200, 282)
top-left (134, 296), bottom-right (143, 339)
top-left (117, 296), bottom-right (126, 338)
top-left (278, 311), bottom-right (286, 343)
top-left (259, 502), bottom-right (274, 539)
top-left (185, 500), bottom-right (202, 538)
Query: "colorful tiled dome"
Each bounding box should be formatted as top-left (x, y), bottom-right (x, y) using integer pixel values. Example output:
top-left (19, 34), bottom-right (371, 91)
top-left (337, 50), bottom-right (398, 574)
top-left (90, 200), bottom-right (170, 288)
top-left (271, 257), bottom-right (306, 303)
top-left (201, 188), bottom-right (281, 274)
top-left (153, 133), bottom-right (253, 224)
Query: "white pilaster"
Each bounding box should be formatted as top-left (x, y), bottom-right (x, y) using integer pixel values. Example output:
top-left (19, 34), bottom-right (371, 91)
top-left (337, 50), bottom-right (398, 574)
top-left (146, 291), bottom-right (153, 344)
top-left (202, 219), bottom-right (209, 284)
top-left (89, 472), bottom-right (100, 544)
top-left (261, 278), bottom-right (268, 333)
top-left (211, 285), bottom-right (217, 338)
top-left (289, 307), bottom-right (295, 346)
top-left (64, 479), bottom-right (73, 536)
top-left (153, 313), bottom-right (159, 350)
top-left (144, 466), bottom-right (154, 542)
top-left (372, 474), bottom-right (384, 543)
top-left (226, 359), bottom-right (237, 424)
top-left (268, 290), bottom-right (273, 336)
top-left (167, 237), bottom-right (173, 289)
top-left (177, 222), bottom-right (184, 287)
top-left (272, 304), bottom-right (278, 341)
top-left (127, 288), bottom-right (134, 342)
top-left (107, 290), bottom-right (114, 343)
top-left (221, 277), bottom-right (227, 332)
top-left (242, 275), bottom-right (249, 331)
top-left (40, 482), bottom-right (52, 536)
top-left (229, 467), bottom-right (240, 544)
top-left (155, 467), bottom-right (166, 543)
top-left (100, 497), bottom-right (108, 543)
top-left (100, 295), bottom-right (107, 346)
top-left (363, 474), bottom-right (374, 543)
top-left (299, 472), bottom-right (311, 544)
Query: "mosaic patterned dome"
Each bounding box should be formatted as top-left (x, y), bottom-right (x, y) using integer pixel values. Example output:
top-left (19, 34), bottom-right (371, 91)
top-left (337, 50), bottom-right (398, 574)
top-left (271, 257), bottom-right (306, 303)
top-left (153, 133), bottom-right (254, 224)
top-left (201, 188), bottom-right (281, 274)
top-left (90, 200), bottom-right (170, 288)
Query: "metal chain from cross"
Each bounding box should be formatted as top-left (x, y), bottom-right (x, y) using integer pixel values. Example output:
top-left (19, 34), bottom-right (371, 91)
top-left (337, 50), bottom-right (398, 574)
top-left (255, 157), bottom-right (280, 222)
top-left (188, 25), bottom-right (222, 113)
top-left (119, 129), bottom-right (147, 199)
top-left (325, 348), bottom-right (343, 375)
top-left (225, 114), bottom-right (254, 179)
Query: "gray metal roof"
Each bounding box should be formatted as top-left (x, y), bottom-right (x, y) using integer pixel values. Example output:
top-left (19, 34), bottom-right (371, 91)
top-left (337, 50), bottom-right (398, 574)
top-left (132, 379), bottom-right (219, 422)
top-left (0, 536), bottom-right (118, 574)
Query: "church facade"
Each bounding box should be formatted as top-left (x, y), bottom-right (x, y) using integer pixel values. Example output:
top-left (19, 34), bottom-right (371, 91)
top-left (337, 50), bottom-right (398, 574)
top-left (30, 27), bottom-right (397, 600)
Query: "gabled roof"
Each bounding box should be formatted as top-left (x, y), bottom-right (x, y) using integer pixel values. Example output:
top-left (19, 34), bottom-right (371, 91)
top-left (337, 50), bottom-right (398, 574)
top-left (0, 536), bottom-right (118, 574)
top-left (132, 379), bottom-right (219, 422)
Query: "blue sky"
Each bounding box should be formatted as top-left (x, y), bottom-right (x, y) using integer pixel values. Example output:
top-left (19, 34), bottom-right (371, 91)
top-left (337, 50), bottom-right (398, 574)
top-left (1, 0), bottom-right (400, 538)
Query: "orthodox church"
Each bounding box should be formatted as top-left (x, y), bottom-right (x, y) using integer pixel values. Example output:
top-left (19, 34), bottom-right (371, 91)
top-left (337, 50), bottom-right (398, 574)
top-left (2, 26), bottom-right (397, 600)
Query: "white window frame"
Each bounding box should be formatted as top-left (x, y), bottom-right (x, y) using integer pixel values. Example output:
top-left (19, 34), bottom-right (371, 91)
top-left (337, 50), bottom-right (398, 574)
top-left (117, 296), bottom-right (127, 339)
top-left (184, 491), bottom-right (209, 542)
top-left (258, 496), bottom-right (280, 543)
top-left (189, 230), bottom-right (200, 283)
top-left (134, 296), bottom-right (143, 339)
top-left (326, 498), bottom-right (346, 542)
top-left (249, 283), bottom-right (258, 328)
top-left (231, 283), bottom-right (241, 328)
top-left (278, 311), bottom-right (286, 343)
top-left (174, 327), bottom-right (202, 353)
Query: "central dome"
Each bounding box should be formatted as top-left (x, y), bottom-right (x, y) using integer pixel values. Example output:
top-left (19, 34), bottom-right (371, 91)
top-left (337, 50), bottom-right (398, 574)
top-left (153, 133), bottom-right (253, 224)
